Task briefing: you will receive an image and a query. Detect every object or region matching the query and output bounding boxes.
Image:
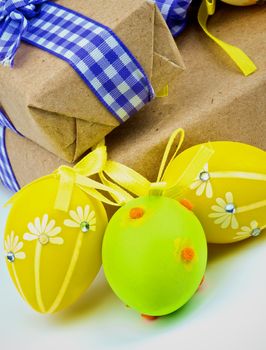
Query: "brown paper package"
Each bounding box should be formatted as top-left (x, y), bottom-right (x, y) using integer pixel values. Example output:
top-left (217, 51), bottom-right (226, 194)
top-left (0, 0), bottom-right (184, 162)
top-left (4, 4), bottom-right (266, 190)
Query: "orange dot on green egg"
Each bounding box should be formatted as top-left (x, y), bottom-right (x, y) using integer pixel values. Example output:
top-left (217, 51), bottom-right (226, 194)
top-left (180, 199), bottom-right (194, 211)
top-left (181, 247), bottom-right (195, 262)
top-left (141, 314), bottom-right (159, 321)
top-left (130, 207), bottom-right (144, 219)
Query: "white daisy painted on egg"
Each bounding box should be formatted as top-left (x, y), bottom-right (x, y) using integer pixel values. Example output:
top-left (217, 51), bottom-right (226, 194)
top-left (23, 214), bottom-right (64, 245)
top-left (64, 205), bottom-right (96, 233)
top-left (4, 231), bottom-right (26, 262)
top-left (190, 163), bottom-right (213, 198)
top-left (209, 192), bottom-right (239, 229)
top-left (234, 221), bottom-right (264, 240)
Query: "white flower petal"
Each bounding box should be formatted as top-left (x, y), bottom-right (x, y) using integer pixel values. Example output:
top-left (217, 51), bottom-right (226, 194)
top-left (4, 239), bottom-right (9, 251)
top-left (250, 221), bottom-right (258, 230)
top-left (225, 192), bottom-right (233, 204)
top-left (236, 231), bottom-right (246, 236)
top-left (190, 180), bottom-right (201, 190)
top-left (6, 235), bottom-right (11, 250)
top-left (42, 214), bottom-right (49, 232)
top-left (221, 215), bottom-right (231, 229)
top-left (211, 205), bottom-right (225, 213)
top-left (69, 210), bottom-right (80, 223)
top-left (214, 214), bottom-right (229, 225)
top-left (90, 218), bottom-right (96, 226)
top-left (203, 163), bottom-right (209, 172)
top-left (240, 226), bottom-right (250, 233)
top-left (231, 215), bottom-right (239, 230)
top-left (64, 219), bottom-right (79, 228)
top-left (28, 222), bottom-right (39, 235)
top-left (34, 217), bottom-right (42, 234)
top-left (88, 211), bottom-right (96, 222)
top-left (233, 235), bottom-right (247, 240)
top-left (13, 241), bottom-right (23, 253)
top-left (45, 219), bottom-right (56, 234)
top-left (206, 181), bottom-right (213, 199)
top-left (13, 235), bottom-right (19, 250)
top-left (84, 205), bottom-right (90, 220)
top-left (196, 182), bottom-right (206, 196)
top-left (216, 197), bottom-right (226, 208)
top-left (24, 233), bottom-right (38, 241)
top-left (77, 206), bottom-right (84, 221)
top-left (48, 226), bottom-right (62, 237)
top-left (15, 252), bottom-right (26, 260)
top-left (209, 212), bottom-right (225, 218)
top-left (49, 237), bottom-right (64, 245)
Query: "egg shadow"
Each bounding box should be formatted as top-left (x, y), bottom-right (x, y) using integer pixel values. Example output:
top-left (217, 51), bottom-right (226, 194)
top-left (207, 231), bottom-right (266, 265)
top-left (156, 232), bottom-right (266, 326)
top-left (49, 234), bottom-right (266, 327)
top-left (50, 269), bottom-right (113, 325)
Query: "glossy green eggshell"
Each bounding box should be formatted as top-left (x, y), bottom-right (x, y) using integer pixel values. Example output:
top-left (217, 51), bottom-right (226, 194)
top-left (102, 196), bottom-right (207, 316)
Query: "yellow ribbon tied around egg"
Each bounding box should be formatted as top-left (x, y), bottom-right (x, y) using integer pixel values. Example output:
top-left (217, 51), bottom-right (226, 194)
top-left (198, 0), bottom-right (257, 76)
top-left (100, 129), bottom-right (214, 201)
top-left (4, 145), bottom-right (130, 313)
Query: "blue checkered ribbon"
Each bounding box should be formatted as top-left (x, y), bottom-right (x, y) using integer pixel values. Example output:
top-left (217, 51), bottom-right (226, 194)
top-left (0, 109), bottom-right (20, 192)
top-left (155, 0), bottom-right (192, 37)
top-left (0, 1), bottom-right (154, 123)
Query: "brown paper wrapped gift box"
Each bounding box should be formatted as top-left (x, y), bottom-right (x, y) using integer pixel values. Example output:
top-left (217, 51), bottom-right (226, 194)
top-left (4, 4), bottom-right (266, 189)
top-left (0, 0), bottom-right (184, 162)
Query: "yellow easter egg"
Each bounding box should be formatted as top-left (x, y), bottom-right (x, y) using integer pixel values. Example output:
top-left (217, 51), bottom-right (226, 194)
top-left (163, 142), bottom-right (266, 243)
top-left (220, 0), bottom-right (258, 6)
top-left (4, 176), bottom-right (107, 313)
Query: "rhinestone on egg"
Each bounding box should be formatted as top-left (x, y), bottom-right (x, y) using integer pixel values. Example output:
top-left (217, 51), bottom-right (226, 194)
top-left (39, 234), bottom-right (49, 245)
top-left (199, 171), bottom-right (210, 182)
top-left (225, 203), bottom-right (236, 214)
top-left (80, 221), bottom-right (90, 233)
top-left (6, 251), bottom-right (15, 263)
top-left (251, 227), bottom-right (261, 237)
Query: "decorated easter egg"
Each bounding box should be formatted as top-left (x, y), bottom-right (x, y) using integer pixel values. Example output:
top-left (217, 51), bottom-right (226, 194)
top-left (4, 176), bottom-right (107, 313)
top-left (220, 0), bottom-right (258, 6)
top-left (102, 195), bottom-right (207, 316)
top-left (163, 142), bottom-right (266, 244)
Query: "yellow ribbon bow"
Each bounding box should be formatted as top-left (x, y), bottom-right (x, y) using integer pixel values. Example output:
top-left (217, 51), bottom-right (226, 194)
top-left (198, 0), bottom-right (257, 76)
top-left (6, 129), bottom-right (214, 213)
top-left (5, 144), bottom-right (131, 212)
top-left (100, 129), bottom-right (215, 199)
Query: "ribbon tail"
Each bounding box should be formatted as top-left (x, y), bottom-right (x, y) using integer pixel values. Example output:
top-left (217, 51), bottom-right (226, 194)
top-left (99, 171), bottom-right (134, 203)
top-left (163, 143), bottom-right (215, 199)
top-left (198, 0), bottom-right (257, 76)
top-left (0, 14), bottom-right (28, 67)
top-left (73, 144), bottom-right (107, 177)
top-left (103, 160), bottom-right (151, 197)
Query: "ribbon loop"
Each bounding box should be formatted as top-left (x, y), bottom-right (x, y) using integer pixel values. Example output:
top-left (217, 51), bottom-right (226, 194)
top-left (0, 0), bottom-right (47, 66)
top-left (102, 129), bottom-right (215, 199)
top-left (198, 0), bottom-right (257, 76)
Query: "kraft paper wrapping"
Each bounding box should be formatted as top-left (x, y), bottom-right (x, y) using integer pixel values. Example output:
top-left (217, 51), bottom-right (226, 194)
top-left (0, 0), bottom-right (184, 162)
top-left (4, 4), bottom-right (266, 189)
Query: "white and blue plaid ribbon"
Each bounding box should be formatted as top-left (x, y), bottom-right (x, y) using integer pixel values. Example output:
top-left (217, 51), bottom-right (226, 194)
top-left (0, 109), bottom-right (20, 192)
top-left (155, 0), bottom-right (192, 37)
top-left (0, 0), bottom-right (155, 123)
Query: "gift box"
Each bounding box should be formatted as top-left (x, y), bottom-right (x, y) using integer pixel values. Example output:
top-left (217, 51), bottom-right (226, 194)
top-left (0, 0), bottom-right (184, 162)
top-left (1, 3), bottom-right (266, 191)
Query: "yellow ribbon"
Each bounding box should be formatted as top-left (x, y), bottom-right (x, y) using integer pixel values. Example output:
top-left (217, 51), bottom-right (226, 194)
top-left (156, 85), bottom-right (169, 98)
top-left (101, 128), bottom-right (215, 199)
top-left (198, 0), bottom-right (257, 76)
top-left (6, 145), bottom-right (131, 212)
top-left (6, 129), bottom-right (214, 213)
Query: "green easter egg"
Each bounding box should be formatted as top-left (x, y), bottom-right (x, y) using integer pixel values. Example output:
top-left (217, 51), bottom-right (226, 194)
top-left (102, 195), bottom-right (207, 316)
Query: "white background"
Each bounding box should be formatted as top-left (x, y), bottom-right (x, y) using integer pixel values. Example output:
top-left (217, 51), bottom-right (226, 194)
top-left (0, 184), bottom-right (265, 350)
